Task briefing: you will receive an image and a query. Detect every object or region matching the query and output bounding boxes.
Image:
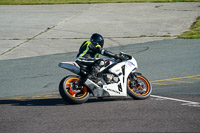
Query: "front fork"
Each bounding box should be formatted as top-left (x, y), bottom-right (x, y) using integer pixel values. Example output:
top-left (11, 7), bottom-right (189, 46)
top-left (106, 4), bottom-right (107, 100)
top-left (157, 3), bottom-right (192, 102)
top-left (130, 72), bottom-right (142, 87)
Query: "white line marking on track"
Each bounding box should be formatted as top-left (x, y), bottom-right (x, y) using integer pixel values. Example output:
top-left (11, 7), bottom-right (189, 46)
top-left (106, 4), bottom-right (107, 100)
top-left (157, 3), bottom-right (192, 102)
top-left (151, 95), bottom-right (200, 108)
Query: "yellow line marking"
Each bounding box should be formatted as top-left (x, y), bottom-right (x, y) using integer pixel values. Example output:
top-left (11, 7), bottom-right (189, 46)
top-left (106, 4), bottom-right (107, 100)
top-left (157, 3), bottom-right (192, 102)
top-left (0, 92), bottom-right (60, 101)
top-left (151, 82), bottom-right (168, 85)
top-left (164, 79), bottom-right (194, 83)
top-left (191, 78), bottom-right (200, 80)
top-left (166, 79), bottom-right (193, 84)
top-left (151, 75), bottom-right (200, 82)
top-left (7, 97), bottom-right (26, 101)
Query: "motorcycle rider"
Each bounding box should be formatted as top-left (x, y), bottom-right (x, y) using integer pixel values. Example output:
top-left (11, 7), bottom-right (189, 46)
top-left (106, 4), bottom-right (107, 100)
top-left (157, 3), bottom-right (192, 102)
top-left (75, 33), bottom-right (121, 88)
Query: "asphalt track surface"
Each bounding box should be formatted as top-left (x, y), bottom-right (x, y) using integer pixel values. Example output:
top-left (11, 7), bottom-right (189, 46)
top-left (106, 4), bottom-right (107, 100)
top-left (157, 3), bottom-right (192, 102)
top-left (0, 39), bottom-right (200, 133)
top-left (1, 3), bottom-right (200, 133)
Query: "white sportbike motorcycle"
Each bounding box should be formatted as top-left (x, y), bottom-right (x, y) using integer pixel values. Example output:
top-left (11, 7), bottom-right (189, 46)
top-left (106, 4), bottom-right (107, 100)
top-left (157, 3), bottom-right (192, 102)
top-left (58, 52), bottom-right (152, 104)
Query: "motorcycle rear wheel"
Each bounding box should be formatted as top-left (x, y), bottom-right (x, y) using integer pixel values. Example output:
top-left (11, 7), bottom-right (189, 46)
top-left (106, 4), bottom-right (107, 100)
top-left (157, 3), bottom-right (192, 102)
top-left (127, 75), bottom-right (152, 100)
top-left (59, 75), bottom-right (89, 104)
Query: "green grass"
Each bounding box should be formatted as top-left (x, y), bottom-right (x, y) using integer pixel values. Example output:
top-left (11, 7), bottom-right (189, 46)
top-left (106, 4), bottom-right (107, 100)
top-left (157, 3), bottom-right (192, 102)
top-left (178, 16), bottom-right (200, 39)
top-left (0, 0), bottom-right (200, 5)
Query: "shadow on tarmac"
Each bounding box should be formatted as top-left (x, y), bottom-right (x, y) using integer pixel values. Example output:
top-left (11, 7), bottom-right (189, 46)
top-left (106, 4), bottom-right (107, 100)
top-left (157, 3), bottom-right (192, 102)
top-left (0, 97), bottom-right (132, 106)
top-left (0, 98), bottom-right (67, 106)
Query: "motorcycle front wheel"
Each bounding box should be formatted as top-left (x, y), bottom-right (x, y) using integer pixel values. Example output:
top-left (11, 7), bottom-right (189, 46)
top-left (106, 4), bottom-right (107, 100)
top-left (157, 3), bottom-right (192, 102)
top-left (59, 75), bottom-right (89, 104)
top-left (127, 74), bottom-right (152, 100)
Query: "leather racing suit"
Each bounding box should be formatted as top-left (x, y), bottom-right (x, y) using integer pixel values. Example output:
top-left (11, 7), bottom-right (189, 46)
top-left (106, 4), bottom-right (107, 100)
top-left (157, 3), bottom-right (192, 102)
top-left (75, 40), bottom-right (116, 86)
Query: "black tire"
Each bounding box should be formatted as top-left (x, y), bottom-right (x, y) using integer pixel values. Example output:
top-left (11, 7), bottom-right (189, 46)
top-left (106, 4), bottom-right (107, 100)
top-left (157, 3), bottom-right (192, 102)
top-left (59, 75), bottom-right (89, 104)
top-left (127, 74), bottom-right (152, 100)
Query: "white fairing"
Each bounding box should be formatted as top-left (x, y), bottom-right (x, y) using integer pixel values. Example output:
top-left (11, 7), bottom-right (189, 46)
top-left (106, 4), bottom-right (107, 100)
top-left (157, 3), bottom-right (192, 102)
top-left (58, 62), bottom-right (80, 74)
top-left (103, 83), bottom-right (121, 96)
top-left (102, 56), bottom-right (138, 96)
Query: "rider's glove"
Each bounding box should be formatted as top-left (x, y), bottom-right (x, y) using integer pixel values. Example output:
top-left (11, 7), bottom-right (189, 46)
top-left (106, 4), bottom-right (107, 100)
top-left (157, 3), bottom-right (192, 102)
top-left (115, 54), bottom-right (124, 61)
top-left (114, 54), bottom-right (121, 59)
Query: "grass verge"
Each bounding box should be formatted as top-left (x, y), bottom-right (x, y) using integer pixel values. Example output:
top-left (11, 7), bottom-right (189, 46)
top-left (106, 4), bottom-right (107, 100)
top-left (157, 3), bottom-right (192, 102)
top-left (178, 16), bottom-right (200, 39)
top-left (0, 0), bottom-right (200, 5)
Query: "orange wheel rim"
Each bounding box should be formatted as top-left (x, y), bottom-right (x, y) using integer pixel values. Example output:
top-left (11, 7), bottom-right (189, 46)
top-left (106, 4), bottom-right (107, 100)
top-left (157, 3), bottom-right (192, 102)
top-left (64, 78), bottom-right (87, 98)
top-left (128, 76), bottom-right (150, 96)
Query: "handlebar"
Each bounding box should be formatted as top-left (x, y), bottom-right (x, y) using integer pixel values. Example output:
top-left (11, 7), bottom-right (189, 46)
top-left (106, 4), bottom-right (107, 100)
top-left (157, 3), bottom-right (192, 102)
top-left (119, 52), bottom-right (132, 61)
top-left (112, 52), bottom-right (132, 63)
